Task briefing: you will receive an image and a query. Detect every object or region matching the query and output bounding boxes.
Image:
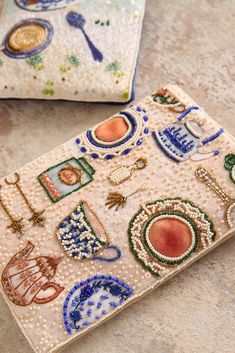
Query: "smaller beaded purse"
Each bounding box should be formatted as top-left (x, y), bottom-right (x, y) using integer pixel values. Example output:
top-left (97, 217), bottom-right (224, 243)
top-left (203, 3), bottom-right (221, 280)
top-left (0, 0), bottom-right (146, 102)
top-left (0, 84), bottom-right (234, 353)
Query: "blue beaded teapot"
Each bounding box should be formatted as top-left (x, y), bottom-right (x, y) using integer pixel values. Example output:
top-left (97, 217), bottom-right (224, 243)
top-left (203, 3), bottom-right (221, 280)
top-left (152, 106), bottom-right (224, 162)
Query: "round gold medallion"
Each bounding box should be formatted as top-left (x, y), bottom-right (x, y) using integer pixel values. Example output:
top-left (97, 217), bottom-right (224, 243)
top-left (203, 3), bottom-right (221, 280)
top-left (8, 24), bottom-right (46, 52)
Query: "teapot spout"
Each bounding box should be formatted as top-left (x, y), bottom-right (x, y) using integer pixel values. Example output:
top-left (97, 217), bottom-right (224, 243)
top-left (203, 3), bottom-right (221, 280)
top-left (14, 241), bottom-right (34, 262)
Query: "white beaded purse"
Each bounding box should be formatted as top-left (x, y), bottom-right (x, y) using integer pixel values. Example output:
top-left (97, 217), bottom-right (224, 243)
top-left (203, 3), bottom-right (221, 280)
top-left (0, 85), bottom-right (234, 353)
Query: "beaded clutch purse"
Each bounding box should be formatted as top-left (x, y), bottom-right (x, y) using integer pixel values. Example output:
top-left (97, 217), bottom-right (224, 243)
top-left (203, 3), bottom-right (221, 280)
top-left (0, 0), bottom-right (145, 102)
top-left (0, 85), bottom-right (234, 353)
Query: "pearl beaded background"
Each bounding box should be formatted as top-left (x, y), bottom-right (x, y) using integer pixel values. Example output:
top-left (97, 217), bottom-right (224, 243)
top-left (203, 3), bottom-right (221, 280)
top-left (0, 0), bottom-right (145, 102)
top-left (1, 0), bottom-right (235, 352)
top-left (0, 83), bottom-right (234, 353)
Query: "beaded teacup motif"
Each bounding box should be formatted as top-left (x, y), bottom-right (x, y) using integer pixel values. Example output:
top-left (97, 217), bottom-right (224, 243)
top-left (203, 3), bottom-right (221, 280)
top-left (56, 201), bottom-right (121, 262)
top-left (128, 198), bottom-right (216, 276)
top-left (151, 87), bottom-right (186, 113)
top-left (1, 242), bottom-right (64, 306)
top-left (63, 275), bottom-right (133, 334)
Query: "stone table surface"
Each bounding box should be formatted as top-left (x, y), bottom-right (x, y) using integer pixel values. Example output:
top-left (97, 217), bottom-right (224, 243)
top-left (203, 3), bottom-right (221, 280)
top-left (0, 1), bottom-right (234, 353)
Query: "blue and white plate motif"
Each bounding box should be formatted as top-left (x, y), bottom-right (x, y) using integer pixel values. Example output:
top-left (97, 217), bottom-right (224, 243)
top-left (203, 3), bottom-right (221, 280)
top-left (63, 275), bottom-right (133, 334)
top-left (75, 108), bottom-right (149, 160)
top-left (15, 0), bottom-right (77, 12)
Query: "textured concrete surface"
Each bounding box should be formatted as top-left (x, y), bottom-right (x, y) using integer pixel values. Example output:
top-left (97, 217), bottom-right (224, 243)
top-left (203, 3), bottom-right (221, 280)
top-left (0, 1), bottom-right (234, 353)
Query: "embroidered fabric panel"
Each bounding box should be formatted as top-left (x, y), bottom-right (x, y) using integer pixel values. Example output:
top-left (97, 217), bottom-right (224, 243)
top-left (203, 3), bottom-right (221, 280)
top-left (0, 84), bottom-right (234, 353)
top-left (0, 0), bottom-right (146, 102)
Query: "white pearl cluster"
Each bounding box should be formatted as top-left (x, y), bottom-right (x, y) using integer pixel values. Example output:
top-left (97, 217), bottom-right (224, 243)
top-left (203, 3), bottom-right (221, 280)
top-left (56, 204), bottom-right (104, 260)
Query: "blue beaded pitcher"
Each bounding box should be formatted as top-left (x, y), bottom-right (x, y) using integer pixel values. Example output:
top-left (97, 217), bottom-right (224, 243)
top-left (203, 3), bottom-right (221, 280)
top-left (152, 106), bottom-right (224, 162)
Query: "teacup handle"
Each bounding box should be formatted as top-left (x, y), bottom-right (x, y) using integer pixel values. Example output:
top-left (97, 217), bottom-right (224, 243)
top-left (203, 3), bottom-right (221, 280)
top-left (33, 281), bottom-right (64, 304)
top-left (93, 244), bottom-right (121, 262)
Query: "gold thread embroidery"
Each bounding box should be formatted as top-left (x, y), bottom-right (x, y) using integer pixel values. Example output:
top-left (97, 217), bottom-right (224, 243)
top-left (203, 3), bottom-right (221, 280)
top-left (195, 167), bottom-right (235, 228)
top-left (105, 182), bottom-right (149, 211)
top-left (0, 184), bottom-right (24, 238)
top-left (5, 172), bottom-right (46, 227)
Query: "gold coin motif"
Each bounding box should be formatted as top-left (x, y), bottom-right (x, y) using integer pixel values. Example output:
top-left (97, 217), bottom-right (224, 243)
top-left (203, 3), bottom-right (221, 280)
top-left (8, 24), bottom-right (46, 52)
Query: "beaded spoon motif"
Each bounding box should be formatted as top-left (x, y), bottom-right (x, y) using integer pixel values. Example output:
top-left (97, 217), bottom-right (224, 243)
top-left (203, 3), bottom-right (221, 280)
top-left (107, 157), bottom-right (148, 186)
top-left (195, 167), bottom-right (235, 228)
top-left (0, 185), bottom-right (24, 238)
top-left (5, 172), bottom-right (46, 227)
top-left (66, 12), bottom-right (103, 62)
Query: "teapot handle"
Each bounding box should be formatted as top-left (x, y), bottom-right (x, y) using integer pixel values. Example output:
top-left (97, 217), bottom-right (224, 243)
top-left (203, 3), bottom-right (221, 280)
top-left (34, 282), bottom-right (64, 304)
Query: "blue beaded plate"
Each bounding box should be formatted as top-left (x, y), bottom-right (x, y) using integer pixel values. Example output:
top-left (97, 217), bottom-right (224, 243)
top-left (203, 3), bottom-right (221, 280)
top-left (76, 108), bottom-right (149, 160)
top-left (63, 275), bottom-right (133, 334)
top-left (15, 0), bottom-right (77, 12)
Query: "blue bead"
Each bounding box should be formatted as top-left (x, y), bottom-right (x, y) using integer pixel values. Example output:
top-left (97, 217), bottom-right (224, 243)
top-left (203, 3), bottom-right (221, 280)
top-left (143, 115), bottom-right (148, 122)
top-left (88, 301), bottom-right (95, 306)
top-left (105, 154), bottom-right (114, 160)
top-left (80, 147), bottom-right (87, 153)
top-left (100, 295), bottom-right (109, 300)
top-left (136, 139), bottom-right (142, 146)
top-left (121, 148), bottom-right (131, 155)
top-left (87, 309), bottom-right (92, 317)
top-left (136, 106), bottom-right (142, 112)
top-left (144, 128), bottom-right (149, 134)
top-left (91, 153), bottom-right (99, 159)
top-left (75, 138), bottom-right (80, 144)
top-left (82, 321), bottom-right (90, 326)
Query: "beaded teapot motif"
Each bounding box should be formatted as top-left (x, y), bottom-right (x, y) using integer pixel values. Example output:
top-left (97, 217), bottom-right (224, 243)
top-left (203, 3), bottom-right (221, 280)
top-left (1, 242), bottom-right (64, 306)
top-left (152, 106), bottom-right (224, 163)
